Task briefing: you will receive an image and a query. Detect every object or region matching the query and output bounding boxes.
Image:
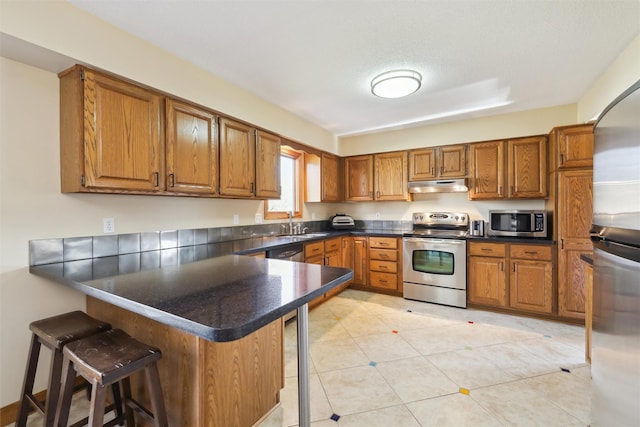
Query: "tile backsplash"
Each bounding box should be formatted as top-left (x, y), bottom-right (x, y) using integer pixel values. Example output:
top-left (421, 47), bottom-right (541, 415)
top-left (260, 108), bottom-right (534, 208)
top-left (29, 220), bottom-right (411, 266)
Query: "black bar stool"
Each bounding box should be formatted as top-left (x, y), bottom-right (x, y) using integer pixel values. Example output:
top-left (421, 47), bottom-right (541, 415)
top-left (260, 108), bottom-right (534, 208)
top-left (17, 311), bottom-right (114, 427)
top-left (55, 329), bottom-right (168, 427)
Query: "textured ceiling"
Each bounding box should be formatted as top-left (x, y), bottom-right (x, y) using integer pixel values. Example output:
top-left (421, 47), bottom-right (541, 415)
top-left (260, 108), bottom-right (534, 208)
top-left (66, 0), bottom-right (640, 136)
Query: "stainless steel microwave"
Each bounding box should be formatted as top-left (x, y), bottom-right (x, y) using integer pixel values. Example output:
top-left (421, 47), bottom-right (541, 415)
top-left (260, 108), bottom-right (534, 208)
top-left (488, 210), bottom-right (548, 238)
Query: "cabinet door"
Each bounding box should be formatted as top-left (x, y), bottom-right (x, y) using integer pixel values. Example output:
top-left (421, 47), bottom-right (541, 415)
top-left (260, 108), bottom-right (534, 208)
top-left (341, 237), bottom-right (353, 270)
top-left (255, 130), bottom-right (281, 199)
top-left (83, 70), bottom-right (163, 191)
top-left (558, 245), bottom-right (591, 319)
top-left (509, 259), bottom-right (553, 313)
top-left (408, 148), bottom-right (436, 181)
top-left (344, 155), bottom-right (374, 201)
top-left (558, 170), bottom-right (593, 240)
top-left (439, 144), bottom-right (467, 178)
top-left (219, 118), bottom-right (255, 197)
top-left (351, 237), bottom-right (368, 285)
top-left (321, 153), bottom-right (341, 202)
top-left (165, 99), bottom-right (218, 194)
top-left (557, 169), bottom-right (593, 319)
top-left (469, 141), bottom-right (505, 200)
top-left (374, 151), bottom-right (409, 201)
top-left (557, 125), bottom-right (594, 169)
top-left (468, 255), bottom-right (507, 307)
top-left (507, 136), bottom-right (547, 198)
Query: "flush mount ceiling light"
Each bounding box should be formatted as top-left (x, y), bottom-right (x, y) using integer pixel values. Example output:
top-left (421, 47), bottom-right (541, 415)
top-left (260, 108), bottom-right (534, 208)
top-left (371, 69), bottom-right (422, 98)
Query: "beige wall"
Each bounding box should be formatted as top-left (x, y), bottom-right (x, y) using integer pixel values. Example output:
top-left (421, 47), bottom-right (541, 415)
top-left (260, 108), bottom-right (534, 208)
top-left (577, 34), bottom-right (640, 122)
top-left (0, 0), bottom-right (637, 410)
top-left (338, 104), bottom-right (578, 156)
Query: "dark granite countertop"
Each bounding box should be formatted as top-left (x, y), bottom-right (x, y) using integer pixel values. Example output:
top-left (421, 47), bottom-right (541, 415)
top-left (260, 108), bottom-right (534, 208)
top-left (31, 254), bottom-right (352, 342)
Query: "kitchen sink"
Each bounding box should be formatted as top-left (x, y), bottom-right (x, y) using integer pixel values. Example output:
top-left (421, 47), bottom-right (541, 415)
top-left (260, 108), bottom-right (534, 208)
top-left (280, 232), bottom-right (330, 239)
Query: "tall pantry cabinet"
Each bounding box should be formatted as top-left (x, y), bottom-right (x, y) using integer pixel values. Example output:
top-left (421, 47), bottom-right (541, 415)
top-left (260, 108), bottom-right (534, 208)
top-left (546, 124), bottom-right (594, 320)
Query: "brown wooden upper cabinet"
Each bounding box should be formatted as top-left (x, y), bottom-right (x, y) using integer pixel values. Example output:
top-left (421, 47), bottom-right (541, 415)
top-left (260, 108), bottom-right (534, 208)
top-left (219, 117), bottom-right (281, 199)
top-left (321, 152), bottom-right (342, 202)
top-left (344, 155), bottom-right (374, 201)
top-left (60, 66), bottom-right (164, 193)
top-left (408, 144), bottom-right (467, 181)
top-left (165, 99), bottom-right (218, 195)
top-left (549, 124), bottom-right (594, 170)
top-left (344, 151), bottom-right (409, 201)
top-left (255, 130), bottom-right (281, 199)
top-left (469, 135), bottom-right (547, 200)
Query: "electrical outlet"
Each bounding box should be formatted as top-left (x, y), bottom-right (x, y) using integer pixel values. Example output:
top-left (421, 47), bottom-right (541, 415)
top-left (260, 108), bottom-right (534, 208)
top-left (255, 213), bottom-right (263, 224)
top-left (375, 212), bottom-right (381, 220)
top-left (103, 218), bottom-right (115, 233)
top-left (233, 214), bottom-right (239, 225)
top-left (311, 212), bottom-right (316, 220)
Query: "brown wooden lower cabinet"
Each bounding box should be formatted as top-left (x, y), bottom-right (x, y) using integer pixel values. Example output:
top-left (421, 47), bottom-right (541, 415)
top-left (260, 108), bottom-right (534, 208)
top-left (468, 241), bottom-right (553, 315)
top-left (87, 297), bottom-right (283, 427)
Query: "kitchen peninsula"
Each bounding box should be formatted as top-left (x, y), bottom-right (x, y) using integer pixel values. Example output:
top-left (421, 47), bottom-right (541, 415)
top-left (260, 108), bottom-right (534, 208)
top-left (30, 251), bottom-right (353, 427)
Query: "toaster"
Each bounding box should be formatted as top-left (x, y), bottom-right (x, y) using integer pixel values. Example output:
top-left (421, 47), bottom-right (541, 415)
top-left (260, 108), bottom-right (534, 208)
top-left (328, 213), bottom-right (356, 230)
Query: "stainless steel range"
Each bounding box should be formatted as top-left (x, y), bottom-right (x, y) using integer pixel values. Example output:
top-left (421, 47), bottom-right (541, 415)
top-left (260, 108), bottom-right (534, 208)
top-left (403, 212), bottom-right (468, 308)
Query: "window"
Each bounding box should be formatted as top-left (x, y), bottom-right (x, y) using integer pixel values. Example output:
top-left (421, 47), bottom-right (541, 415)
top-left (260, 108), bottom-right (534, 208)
top-left (265, 147), bottom-right (303, 220)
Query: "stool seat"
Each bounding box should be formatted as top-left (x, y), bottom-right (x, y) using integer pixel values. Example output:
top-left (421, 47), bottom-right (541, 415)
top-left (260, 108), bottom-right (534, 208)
top-left (17, 311), bottom-right (113, 427)
top-left (63, 329), bottom-right (162, 386)
top-left (56, 329), bottom-right (168, 427)
top-left (30, 310), bottom-right (112, 350)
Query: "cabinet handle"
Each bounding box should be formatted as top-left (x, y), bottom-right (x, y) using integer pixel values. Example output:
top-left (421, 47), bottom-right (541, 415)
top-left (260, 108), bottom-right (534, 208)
top-left (379, 279), bottom-right (388, 283)
top-left (510, 185), bottom-right (514, 196)
top-left (513, 263), bottom-right (516, 272)
top-left (250, 182), bottom-right (254, 194)
top-left (380, 254), bottom-right (389, 258)
top-left (524, 251), bottom-right (538, 255)
top-left (440, 166), bottom-right (444, 175)
top-left (498, 186), bottom-right (502, 196)
top-left (431, 167), bottom-right (435, 175)
top-left (561, 239), bottom-right (564, 249)
top-left (154, 172), bottom-right (159, 187)
top-left (481, 248), bottom-right (492, 252)
top-left (560, 153), bottom-right (564, 165)
top-left (170, 173), bottom-right (175, 188)
top-left (500, 262), bottom-right (504, 271)
top-left (380, 265), bottom-right (387, 270)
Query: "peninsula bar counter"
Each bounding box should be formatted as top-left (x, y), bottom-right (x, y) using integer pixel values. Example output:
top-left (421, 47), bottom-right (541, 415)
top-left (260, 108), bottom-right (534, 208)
top-left (30, 253), bottom-right (353, 427)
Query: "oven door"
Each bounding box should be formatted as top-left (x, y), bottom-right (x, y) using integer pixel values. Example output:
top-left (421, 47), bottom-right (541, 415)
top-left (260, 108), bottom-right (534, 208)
top-left (402, 237), bottom-right (466, 290)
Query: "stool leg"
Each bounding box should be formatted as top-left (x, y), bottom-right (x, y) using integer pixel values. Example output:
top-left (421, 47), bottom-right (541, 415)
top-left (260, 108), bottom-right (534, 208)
top-left (16, 334), bottom-right (41, 427)
top-left (110, 382), bottom-right (125, 426)
top-left (145, 364), bottom-right (168, 427)
top-left (44, 347), bottom-right (64, 426)
top-left (54, 357), bottom-right (76, 427)
top-left (119, 377), bottom-right (136, 426)
top-left (88, 382), bottom-right (107, 427)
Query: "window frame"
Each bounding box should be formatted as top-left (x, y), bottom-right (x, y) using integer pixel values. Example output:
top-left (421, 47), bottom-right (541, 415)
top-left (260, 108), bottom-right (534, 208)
top-left (264, 146), bottom-right (304, 220)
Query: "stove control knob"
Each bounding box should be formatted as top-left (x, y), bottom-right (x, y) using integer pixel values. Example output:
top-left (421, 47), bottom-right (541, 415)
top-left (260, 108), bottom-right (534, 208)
top-left (454, 216), bottom-right (459, 220)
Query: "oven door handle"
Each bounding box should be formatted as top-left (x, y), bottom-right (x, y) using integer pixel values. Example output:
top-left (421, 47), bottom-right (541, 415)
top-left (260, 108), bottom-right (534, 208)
top-left (403, 238), bottom-right (465, 244)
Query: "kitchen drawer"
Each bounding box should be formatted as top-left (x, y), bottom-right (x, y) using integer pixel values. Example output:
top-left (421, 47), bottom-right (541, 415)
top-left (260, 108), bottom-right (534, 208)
top-left (369, 248), bottom-right (398, 262)
top-left (305, 255), bottom-right (323, 265)
top-left (468, 242), bottom-right (506, 257)
top-left (324, 237), bottom-right (341, 253)
top-left (369, 237), bottom-right (397, 249)
top-left (510, 244), bottom-right (552, 261)
top-left (369, 271), bottom-right (397, 290)
top-left (305, 241), bottom-right (324, 259)
top-left (369, 260), bottom-right (397, 273)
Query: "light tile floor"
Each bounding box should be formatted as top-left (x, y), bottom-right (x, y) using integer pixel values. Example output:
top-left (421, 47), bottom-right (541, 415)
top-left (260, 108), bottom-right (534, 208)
top-left (258, 289), bottom-right (591, 427)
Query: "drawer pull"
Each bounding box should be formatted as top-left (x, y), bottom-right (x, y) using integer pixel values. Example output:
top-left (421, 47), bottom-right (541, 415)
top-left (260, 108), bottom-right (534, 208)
top-left (379, 265), bottom-right (387, 270)
top-left (524, 251), bottom-right (538, 255)
top-left (481, 248), bottom-right (492, 252)
top-left (379, 279), bottom-right (387, 283)
top-left (380, 254), bottom-right (389, 258)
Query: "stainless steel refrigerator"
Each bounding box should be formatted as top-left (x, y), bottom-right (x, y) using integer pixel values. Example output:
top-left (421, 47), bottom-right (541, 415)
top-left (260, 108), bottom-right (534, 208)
top-left (590, 79), bottom-right (640, 426)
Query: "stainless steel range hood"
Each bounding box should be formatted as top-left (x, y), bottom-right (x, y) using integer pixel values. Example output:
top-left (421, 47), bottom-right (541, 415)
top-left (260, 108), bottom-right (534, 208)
top-left (408, 179), bottom-right (468, 193)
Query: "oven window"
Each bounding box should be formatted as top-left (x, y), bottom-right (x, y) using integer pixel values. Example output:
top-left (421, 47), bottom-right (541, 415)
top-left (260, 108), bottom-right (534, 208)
top-left (412, 250), bottom-right (455, 275)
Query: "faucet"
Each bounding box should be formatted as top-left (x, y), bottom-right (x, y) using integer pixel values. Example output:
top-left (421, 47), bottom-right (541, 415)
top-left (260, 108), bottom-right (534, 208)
top-left (288, 211), bottom-right (294, 235)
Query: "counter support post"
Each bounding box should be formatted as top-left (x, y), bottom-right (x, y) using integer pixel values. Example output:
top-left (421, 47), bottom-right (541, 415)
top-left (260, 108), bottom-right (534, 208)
top-left (297, 303), bottom-right (310, 427)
